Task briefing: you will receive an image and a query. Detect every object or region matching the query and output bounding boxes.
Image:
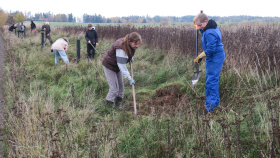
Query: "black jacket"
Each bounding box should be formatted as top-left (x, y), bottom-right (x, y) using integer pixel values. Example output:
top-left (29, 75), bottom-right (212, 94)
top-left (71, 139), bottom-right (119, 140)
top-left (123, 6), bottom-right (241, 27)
top-left (42, 24), bottom-right (51, 34)
top-left (9, 25), bottom-right (16, 31)
top-left (85, 28), bottom-right (98, 44)
top-left (31, 22), bottom-right (36, 30)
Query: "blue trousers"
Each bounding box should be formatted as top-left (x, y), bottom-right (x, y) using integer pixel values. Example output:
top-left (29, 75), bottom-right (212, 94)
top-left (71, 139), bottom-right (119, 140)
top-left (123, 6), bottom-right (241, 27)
top-left (17, 31), bottom-right (25, 38)
top-left (53, 50), bottom-right (69, 65)
top-left (205, 51), bottom-right (225, 111)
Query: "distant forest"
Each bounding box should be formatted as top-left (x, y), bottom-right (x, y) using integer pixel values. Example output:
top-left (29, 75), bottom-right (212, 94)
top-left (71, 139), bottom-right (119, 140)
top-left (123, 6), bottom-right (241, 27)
top-left (10, 11), bottom-right (280, 23)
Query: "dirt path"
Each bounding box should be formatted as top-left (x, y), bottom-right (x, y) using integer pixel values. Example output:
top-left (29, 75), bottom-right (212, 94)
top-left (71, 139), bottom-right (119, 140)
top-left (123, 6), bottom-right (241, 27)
top-left (0, 35), bottom-right (6, 156)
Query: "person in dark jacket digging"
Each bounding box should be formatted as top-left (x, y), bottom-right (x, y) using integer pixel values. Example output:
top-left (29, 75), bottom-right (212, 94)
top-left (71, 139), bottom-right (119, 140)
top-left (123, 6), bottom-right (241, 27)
top-left (85, 24), bottom-right (98, 59)
top-left (42, 22), bottom-right (53, 45)
top-left (193, 11), bottom-right (225, 115)
top-left (102, 32), bottom-right (142, 107)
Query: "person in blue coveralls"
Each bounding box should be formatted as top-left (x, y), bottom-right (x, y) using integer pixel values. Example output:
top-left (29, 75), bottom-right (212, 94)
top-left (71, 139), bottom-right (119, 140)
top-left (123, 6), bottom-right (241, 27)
top-left (193, 11), bottom-right (225, 115)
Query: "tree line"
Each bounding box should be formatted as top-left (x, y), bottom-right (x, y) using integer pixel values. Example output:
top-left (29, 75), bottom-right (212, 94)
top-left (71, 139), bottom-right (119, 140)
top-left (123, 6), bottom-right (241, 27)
top-left (83, 15), bottom-right (280, 23)
top-left (8, 11), bottom-right (76, 23)
top-left (2, 9), bottom-right (280, 24)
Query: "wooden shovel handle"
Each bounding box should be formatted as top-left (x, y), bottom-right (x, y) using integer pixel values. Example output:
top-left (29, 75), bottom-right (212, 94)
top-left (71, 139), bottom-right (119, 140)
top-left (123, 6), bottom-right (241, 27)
top-left (130, 62), bottom-right (137, 116)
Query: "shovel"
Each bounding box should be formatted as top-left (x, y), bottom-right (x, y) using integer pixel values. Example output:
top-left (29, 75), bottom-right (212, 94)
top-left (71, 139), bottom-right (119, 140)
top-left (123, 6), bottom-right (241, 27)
top-left (191, 22), bottom-right (202, 87)
top-left (89, 43), bottom-right (97, 52)
top-left (129, 62), bottom-right (137, 117)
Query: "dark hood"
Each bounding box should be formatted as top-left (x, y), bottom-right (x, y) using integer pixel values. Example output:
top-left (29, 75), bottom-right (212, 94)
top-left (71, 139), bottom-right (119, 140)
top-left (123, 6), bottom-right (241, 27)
top-left (203, 19), bottom-right (217, 31)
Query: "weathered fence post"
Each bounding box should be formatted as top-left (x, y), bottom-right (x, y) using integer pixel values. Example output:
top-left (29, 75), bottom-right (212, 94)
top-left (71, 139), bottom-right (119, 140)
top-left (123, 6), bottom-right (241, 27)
top-left (41, 32), bottom-right (44, 49)
top-left (77, 39), bottom-right (80, 63)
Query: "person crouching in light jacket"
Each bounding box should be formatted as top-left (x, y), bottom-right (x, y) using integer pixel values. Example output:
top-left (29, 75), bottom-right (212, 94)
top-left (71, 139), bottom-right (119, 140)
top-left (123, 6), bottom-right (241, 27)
top-left (51, 37), bottom-right (70, 65)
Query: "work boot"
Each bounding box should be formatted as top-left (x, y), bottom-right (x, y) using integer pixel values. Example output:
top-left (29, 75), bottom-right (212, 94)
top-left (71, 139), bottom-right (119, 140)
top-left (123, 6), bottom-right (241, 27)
top-left (105, 100), bottom-right (114, 107)
top-left (114, 97), bottom-right (123, 108)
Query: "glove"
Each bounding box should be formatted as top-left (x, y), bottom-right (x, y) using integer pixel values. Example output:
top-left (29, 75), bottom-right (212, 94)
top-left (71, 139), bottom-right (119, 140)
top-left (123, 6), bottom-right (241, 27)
top-left (194, 51), bottom-right (206, 63)
top-left (131, 57), bottom-right (134, 63)
top-left (129, 79), bottom-right (135, 85)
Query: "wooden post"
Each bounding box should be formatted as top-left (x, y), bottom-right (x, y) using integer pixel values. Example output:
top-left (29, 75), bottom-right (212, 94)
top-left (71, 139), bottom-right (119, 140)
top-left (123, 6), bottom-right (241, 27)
top-left (77, 40), bottom-right (80, 63)
top-left (41, 32), bottom-right (44, 49)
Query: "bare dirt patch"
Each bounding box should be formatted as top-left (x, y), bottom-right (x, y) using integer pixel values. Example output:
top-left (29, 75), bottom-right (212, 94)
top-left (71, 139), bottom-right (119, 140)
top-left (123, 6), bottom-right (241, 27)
top-left (136, 84), bottom-right (189, 116)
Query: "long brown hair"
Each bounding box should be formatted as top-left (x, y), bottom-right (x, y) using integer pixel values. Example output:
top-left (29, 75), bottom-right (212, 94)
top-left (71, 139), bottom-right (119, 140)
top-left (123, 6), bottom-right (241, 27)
top-left (121, 32), bottom-right (142, 55)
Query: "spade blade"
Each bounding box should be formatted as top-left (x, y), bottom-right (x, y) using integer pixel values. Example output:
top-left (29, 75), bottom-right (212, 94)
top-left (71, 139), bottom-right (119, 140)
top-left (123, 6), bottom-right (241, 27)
top-left (191, 70), bottom-right (202, 87)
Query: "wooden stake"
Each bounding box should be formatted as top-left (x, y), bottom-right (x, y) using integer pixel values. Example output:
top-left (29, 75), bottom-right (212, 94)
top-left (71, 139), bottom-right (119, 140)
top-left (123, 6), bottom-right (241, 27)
top-left (130, 62), bottom-right (137, 117)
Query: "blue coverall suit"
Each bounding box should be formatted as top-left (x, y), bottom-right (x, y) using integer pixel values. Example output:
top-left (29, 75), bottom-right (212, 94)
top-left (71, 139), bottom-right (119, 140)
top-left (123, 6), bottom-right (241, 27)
top-left (199, 19), bottom-right (225, 112)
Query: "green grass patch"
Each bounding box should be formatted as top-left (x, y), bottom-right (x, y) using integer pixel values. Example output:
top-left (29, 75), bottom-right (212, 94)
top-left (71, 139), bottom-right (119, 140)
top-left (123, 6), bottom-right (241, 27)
top-left (1, 26), bottom-right (280, 157)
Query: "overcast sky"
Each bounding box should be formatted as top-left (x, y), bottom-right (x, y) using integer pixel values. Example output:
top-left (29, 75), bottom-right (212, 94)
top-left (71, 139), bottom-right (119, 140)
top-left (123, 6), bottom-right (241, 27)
top-left (1, 0), bottom-right (279, 18)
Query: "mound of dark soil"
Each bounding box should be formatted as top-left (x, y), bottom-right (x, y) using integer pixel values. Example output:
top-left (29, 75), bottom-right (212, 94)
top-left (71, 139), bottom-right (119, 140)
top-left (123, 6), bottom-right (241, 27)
top-left (136, 84), bottom-right (189, 116)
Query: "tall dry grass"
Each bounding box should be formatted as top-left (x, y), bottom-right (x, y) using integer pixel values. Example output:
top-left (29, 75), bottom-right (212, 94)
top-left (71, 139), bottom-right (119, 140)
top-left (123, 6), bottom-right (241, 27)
top-left (59, 22), bottom-right (280, 72)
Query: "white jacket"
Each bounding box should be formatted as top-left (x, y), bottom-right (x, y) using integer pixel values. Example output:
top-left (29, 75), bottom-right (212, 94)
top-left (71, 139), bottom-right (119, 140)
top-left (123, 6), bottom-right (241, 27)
top-left (51, 38), bottom-right (68, 51)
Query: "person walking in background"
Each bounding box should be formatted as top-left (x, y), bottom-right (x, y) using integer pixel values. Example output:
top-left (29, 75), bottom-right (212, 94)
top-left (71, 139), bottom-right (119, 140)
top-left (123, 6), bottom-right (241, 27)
top-left (51, 37), bottom-right (70, 65)
top-left (16, 23), bottom-right (21, 37)
top-left (42, 22), bottom-right (53, 45)
top-left (21, 22), bottom-right (26, 38)
top-left (102, 32), bottom-right (141, 107)
top-left (31, 21), bottom-right (36, 33)
top-left (8, 24), bottom-right (16, 36)
top-left (16, 22), bottom-right (26, 38)
top-left (193, 11), bottom-right (225, 115)
top-left (85, 24), bottom-right (98, 60)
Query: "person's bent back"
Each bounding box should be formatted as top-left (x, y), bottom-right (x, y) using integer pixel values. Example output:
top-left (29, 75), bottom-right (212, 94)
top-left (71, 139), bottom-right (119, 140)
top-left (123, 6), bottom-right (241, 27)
top-left (51, 37), bottom-right (70, 65)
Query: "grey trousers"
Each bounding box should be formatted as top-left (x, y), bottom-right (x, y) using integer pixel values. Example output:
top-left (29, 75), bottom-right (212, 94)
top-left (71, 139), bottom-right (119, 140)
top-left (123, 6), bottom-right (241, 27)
top-left (103, 66), bottom-right (124, 102)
